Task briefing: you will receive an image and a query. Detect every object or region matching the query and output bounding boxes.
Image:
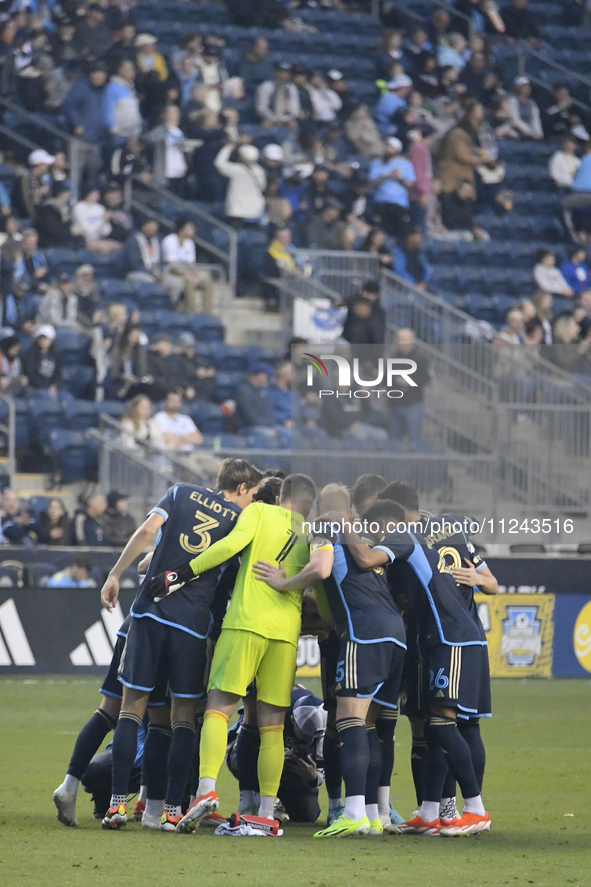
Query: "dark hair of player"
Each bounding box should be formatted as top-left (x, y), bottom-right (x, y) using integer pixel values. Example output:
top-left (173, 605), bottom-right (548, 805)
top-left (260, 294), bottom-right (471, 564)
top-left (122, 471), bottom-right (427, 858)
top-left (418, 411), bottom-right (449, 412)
top-left (351, 473), bottom-right (387, 510)
top-left (378, 480), bottom-right (419, 512)
top-left (252, 476), bottom-right (282, 504)
top-left (280, 474), bottom-right (316, 508)
top-left (362, 498), bottom-right (405, 525)
top-left (216, 458), bottom-right (264, 493)
top-left (262, 467), bottom-right (287, 479)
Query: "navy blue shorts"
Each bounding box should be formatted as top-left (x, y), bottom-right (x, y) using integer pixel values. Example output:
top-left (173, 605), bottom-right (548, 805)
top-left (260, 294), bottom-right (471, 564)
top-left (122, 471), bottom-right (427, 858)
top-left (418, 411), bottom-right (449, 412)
top-left (319, 630), bottom-right (340, 710)
top-left (119, 616), bottom-right (210, 699)
top-left (373, 644), bottom-right (405, 710)
top-left (335, 635), bottom-right (403, 700)
top-left (419, 643), bottom-right (483, 718)
top-left (399, 644), bottom-right (421, 719)
top-left (100, 633), bottom-right (127, 700)
top-left (467, 644), bottom-right (491, 720)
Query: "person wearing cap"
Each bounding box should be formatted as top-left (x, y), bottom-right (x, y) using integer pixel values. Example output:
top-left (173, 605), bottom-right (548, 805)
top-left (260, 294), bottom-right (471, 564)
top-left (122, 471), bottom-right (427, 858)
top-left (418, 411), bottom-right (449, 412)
top-left (368, 137), bottom-right (416, 239)
top-left (261, 143), bottom-right (285, 181)
top-left (215, 137), bottom-right (266, 223)
top-left (303, 165), bottom-right (335, 215)
top-left (374, 74), bottom-right (413, 133)
top-left (147, 333), bottom-right (179, 400)
top-left (103, 59), bottom-right (142, 139)
top-left (13, 150), bottom-right (54, 220)
top-left (255, 62), bottom-right (301, 125)
top-left (238, 37), bottom-right (274, 91)
top-left (305, 70), bottom-right (342, 125)
top-left (226, 686), bottom-right (327, 823)
top-left (102, 491), bottom-right (137, 548)
top-left (193, 40), bottom-right (230, 116)
top-left (36, 182), bottom-right (83, 251)
top-left (234, 361), bottom-right (280, 436)
top-left (135, 34), bottom-right (168, 81)
top-left (74, 3), bottom-right (114, 59)
top-left (305, 198), bottom-right (345, 250)
top-left (506, 76), bottom-right (543, 140)
top-left (36, 271), bottom-right (81, 331)
top-left (23, 325), bottom-right (61, 394)
top-left (62, 62), bottom-right (109, 184)
top-left (170, 331), bottom-right (216, 402)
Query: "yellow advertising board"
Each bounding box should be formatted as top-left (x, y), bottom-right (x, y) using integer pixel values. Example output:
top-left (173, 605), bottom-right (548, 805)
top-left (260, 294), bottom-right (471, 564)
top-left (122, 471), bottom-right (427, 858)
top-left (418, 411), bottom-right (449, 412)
top-left (475, 593), bottom-right (555, 678)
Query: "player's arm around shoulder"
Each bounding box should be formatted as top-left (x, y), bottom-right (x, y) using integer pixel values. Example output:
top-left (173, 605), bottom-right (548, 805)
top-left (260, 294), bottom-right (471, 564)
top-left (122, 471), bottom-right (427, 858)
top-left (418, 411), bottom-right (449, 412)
top-left (450, 559), bottom-right (499, 595)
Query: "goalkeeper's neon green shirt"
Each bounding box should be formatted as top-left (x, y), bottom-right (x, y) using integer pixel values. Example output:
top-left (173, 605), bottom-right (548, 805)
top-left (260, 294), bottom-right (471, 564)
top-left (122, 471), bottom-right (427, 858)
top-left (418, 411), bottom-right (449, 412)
top-left (189, 501), bottom-right (309, 648)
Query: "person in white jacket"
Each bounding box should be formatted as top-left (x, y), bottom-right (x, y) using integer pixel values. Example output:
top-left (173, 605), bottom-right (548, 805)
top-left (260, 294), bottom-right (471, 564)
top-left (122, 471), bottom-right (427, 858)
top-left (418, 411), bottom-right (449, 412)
top-left (72, 187), bottom-right (122, 254)
top-left (506, 76), bottom-right (543, 140)
top-left (214, 139), bottom-right (267, 222)
top-left (549, 136), bottom-right (580, 189)
top-left (533, 248), bottom-right (574, 297)
top-left (306, 71), bottom-right (342, 123)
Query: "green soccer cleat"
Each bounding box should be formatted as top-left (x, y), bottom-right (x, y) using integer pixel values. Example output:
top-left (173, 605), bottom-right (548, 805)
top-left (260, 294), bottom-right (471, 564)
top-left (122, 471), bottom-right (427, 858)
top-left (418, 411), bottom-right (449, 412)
top-left (314, 814), bottom-right (371, 838)
top-left (368, 818), bottom-right (384, 835)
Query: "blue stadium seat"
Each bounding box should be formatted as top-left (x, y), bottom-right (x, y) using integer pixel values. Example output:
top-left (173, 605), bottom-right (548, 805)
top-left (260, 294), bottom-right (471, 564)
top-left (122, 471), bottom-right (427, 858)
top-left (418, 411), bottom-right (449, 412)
top-left (60, 366), bottom-right (96, 400)
top-left (189, 402), bottom-right (228, 435)
top-left (96, 401), bottom-right (125, 420)
top-left (28, 495), bottom-right (54, 517)
top-left (213, 372), bottom-right (242, 401)
top-left (55, 330), bottom-right (93, 367)
top-left (211, 345), bottom-right (250, 373)
top-left (27, 561), bottom-right (57, 587)
top-left (26, 397), bottom-right (63, 448)
top-left (48, 430), bottom-right (97, 483)
top-left (63, 400), bottom-right (100, 431)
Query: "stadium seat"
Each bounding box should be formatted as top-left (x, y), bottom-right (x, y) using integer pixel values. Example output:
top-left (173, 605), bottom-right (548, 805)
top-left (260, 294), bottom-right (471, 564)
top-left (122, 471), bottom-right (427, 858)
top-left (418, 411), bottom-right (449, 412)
top-left (54, 330), bottom-right (93, 367)
top-left (189, 402), bottom-right (228, 435)
top-left (48, 430), bottom-right (98, 483)
top-left (0, 564), bottom-right (22, 587)
top-left (60, 366), bottom-right (96, 400)
top-left (27, 561), bottom-right (57, 586)
top-left (28, 495), bottom-right (54, 517)
top-left (63, 400), bottom-right (100, 431)
top-left (26, 398), bottom-right (64, 448)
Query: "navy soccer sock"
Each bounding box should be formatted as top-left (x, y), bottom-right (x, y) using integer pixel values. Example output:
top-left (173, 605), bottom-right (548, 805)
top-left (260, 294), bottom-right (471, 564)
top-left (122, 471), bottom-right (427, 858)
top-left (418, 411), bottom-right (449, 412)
top-left (336, 717), bottom-right (370, 800)
top-left (235, 723), bottom-right (260, 792)
top-left (427, 715), bottom-right (480, 801)
top-left (375, 711), bottom-right (397, 789)
top-left (365, 725), bottom-right (382, 807)
top-left (165, 721), bottom-right (196, 810)
top-left (423, 722), bottom-right (448, 804)
top-left (458, 718), bottom-right (485, 791)
top-left (441, 766), bottom-right (457, 803)
top-left (67, 709), bottom-right (116, 780)
top-left (323, 725), bottom-right (342, 802)
top-left (410, 736), bottom-right (428, 806)
top-left (143, 724), bottom-right (172, 801)
top-left (111, 711), bottom-right (142, 799)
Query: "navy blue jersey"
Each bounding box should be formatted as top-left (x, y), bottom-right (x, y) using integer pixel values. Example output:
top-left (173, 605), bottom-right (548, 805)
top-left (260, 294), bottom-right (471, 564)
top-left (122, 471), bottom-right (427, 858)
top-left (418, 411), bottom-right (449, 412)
top-left (131, 484), bottom-right (241, 637)
top-left (310, 525), bottom-right (406, 648)
top-left (422, 512), bottom-right (488, 640)
top-left (375, 527), bottom-right (485, 648)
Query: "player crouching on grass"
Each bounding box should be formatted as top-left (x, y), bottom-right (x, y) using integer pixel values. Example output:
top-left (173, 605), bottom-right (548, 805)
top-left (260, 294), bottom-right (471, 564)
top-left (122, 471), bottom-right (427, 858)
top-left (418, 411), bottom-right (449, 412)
top-left (148, 474), bottom-right (317, 834)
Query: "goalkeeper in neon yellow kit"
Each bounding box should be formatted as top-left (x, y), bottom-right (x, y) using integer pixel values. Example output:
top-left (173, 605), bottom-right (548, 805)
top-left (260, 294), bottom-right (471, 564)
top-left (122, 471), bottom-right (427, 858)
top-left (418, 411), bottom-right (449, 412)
top-left (147, 473), bottom-right (317, 832)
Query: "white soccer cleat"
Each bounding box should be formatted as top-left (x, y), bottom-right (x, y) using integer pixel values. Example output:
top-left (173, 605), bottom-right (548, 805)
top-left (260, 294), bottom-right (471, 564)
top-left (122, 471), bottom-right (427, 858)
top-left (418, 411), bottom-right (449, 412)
top-left (53, 783), bottom-right (78, 828)
top-left (175, 790), bottom-right (219, 833)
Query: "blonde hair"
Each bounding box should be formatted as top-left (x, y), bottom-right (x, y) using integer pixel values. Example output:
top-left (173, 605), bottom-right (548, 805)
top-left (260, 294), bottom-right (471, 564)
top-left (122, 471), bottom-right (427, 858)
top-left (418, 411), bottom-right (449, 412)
top-left (318, 483), bottom-right (350, 514)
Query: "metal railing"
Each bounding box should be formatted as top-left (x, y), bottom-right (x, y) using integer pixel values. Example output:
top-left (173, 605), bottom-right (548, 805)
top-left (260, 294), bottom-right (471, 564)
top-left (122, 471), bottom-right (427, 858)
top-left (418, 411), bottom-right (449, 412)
top-left (0, 99), bottom-right (238, 294)
top-left (0, 394), bottom-right (16, 486)
top-left (126, 177), bottom-right (237, 295)
top-left (303, 250), bottom-right (383, 300)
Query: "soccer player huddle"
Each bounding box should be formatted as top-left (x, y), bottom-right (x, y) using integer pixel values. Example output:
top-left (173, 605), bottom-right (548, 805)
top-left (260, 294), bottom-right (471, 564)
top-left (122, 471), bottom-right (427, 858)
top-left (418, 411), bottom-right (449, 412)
top-left (53, 460), bottom-right (498, 839)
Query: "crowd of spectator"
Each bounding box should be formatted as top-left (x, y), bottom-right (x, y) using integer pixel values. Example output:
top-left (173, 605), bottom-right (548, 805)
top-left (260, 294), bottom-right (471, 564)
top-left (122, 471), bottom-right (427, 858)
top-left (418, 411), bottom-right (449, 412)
top-left (0, 0), bottom-right (589, 456)
top-left (0, 486), bottom-right (135, 549)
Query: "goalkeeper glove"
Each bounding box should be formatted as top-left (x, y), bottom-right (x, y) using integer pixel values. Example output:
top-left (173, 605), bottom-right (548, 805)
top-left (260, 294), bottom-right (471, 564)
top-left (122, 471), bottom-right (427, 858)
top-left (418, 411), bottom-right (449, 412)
top-left (147, 562), bottom-right (196, 601)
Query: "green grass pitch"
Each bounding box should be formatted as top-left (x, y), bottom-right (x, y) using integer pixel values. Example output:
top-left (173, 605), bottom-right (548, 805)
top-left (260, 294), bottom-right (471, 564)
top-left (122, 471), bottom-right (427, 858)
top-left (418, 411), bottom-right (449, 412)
top-left (1, 677), bottom-right (589, 887)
